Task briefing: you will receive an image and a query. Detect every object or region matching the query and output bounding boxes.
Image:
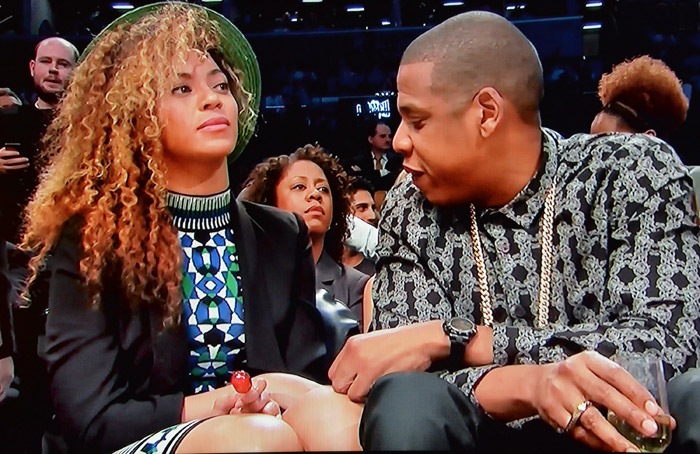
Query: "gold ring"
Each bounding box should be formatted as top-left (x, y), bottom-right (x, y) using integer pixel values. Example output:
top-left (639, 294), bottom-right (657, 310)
top-left (564, 400), bottom-right (593, 433)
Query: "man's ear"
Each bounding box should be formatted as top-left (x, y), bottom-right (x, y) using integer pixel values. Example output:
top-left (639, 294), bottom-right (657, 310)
top-left (644, 129), bottom-right (657, 137)
top-left (29, 60), bottom-right (36, 78)
top-left (474, 87), bottom-right (503, 137)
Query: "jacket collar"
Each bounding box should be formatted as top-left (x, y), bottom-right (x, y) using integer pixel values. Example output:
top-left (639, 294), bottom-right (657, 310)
top-left (316, 249), bottom-right (342, 285)
top-left (231, 198), bottom-right (258, 286)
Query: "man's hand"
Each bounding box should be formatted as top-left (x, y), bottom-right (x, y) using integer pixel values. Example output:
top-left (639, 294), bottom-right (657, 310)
top-left (0, 356), bottom-right (14, 402)
top-left (532, 351), bottom-right (674, 452)
top-left (0, 147), bottom-right (29, 173)
top-left (329, 320), bottom-right (448, 402)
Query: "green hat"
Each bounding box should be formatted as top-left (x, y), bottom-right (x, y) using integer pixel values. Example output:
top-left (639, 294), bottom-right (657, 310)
top-left (80, 1), bottom-right (261, 160)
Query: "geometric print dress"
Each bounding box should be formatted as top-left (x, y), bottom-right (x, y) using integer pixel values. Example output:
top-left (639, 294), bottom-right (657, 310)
top-left (174, 190), bottom-right (247, 394)
top-left (114, 189), bottom-right (246, 454)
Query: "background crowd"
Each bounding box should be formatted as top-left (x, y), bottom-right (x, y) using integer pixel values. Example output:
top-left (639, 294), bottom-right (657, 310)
top-left (3, 0), bottom-right (700, 188)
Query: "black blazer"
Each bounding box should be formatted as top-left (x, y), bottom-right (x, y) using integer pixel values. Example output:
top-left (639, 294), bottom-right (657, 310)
top-left (316, 250), bottom-right (369, 324)
top-left (0, 240), bottom-right (13, 359)
top-left (40, 198), bottom-right (327, 453)
top-left (347, 150), bottom-right (404, 192)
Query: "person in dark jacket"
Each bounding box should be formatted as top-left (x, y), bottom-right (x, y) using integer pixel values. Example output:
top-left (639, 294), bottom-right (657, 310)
top-left (20, 3), bottom-right (359, 453)
top-left (590, 55), bottom-right (688, 138)
top-left (242, 144), bottom-right (370, 325)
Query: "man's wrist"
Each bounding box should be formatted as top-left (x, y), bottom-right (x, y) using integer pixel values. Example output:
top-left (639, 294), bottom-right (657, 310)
top-left (464, 325), bottom-right (493, 366)
top-left (421, 319), bottom-right (494, 369)
top-left (416, 319), bottom-right (451, 363)
top-left (473, 364), bottom-right (542, 421)
top-left (441, 317), bottom-right (476, 366)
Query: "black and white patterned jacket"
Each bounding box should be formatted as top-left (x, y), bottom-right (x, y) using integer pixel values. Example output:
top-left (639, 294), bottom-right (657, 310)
top-left (373, 128), bottom-right (700, 403)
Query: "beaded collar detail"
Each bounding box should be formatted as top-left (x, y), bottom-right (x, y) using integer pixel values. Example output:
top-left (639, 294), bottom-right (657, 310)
top-left (166, 190), bottom-right (231, 232)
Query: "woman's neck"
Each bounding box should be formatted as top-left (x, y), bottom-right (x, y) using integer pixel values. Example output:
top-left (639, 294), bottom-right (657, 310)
top-left (311, 235), bottom-right (325, 264)
top-left (165, 157), bottom-right (229, 196)
top-left (342, 247), bottom-right (364, 268)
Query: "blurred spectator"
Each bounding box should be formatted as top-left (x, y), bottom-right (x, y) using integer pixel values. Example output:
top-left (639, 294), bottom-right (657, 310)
top-left (588, 55), bottom-right (699, 221)
top-left (0, 37), bottom-right (79, 245)
top-left (347, 118), bottom-right (403, 211)
top-left (29, 37), bottom-right (78, 110)
top-left (350, 119), bottom-right (403, 190)
top-left (0, 36), bottom-right (77, 454)
top-left (343, 177), bottom-right (377, 277)
top-left (348, 176), bottom-right (377, 227)
top-left (0, 88), bottom-right (21, 112)
top-left (590, 55), bottom-right (689, 138)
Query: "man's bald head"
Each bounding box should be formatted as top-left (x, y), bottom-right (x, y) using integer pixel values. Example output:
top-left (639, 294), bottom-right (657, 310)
top-left (401, 11), bottom-right (543, 123)
top-left (30, 36), bottom-right (78, 108)
top-left (34, 37), bottom-right (79, 62)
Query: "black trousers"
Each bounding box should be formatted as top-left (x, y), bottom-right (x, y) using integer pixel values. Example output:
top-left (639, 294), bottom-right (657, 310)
top-left (667, 368), bottom-right (700, 454)
top-left (360, 370), bottom-right (700, 453)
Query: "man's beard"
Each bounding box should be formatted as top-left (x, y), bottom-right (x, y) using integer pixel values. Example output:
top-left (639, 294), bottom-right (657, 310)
top-left (36, 86), bottom-right (62, 106)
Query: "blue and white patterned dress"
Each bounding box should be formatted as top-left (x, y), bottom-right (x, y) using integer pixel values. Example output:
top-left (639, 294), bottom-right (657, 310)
top-left (115, 189), bottom-right (246, 454)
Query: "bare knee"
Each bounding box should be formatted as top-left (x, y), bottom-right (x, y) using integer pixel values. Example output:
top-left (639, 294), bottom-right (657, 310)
top-left (235, 415), bottom-right (302, 452)
top-left (177, 414), bottom-right (302, 453)
top-left (284, 386), bottom-right (363, 451)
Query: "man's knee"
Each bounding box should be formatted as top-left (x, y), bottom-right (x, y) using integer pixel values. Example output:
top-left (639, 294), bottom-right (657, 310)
top-left (668, 369), bottom-right (700, 454)
top-left (360, 372), bottom-right (480, 451)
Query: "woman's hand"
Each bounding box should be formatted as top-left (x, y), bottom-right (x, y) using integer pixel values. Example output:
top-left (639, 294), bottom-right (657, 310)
top-left (255, 372), bottom-right (321, 411)
top-left (182, 376), bottom-right (282, 422)
top-left (0, 356), bottom-right (14, 402)
top-left (230, 377), bottom-right (281, 417)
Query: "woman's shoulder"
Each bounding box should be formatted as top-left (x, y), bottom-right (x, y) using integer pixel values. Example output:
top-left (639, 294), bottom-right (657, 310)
top-left (338, 262), bottom-right (369, 312)
top-left (236, 199), bottom-right (303, 233)
top-left (341, 263), bottom-right (370, 291)
top-left (46, 215), bottom-right (85, 265)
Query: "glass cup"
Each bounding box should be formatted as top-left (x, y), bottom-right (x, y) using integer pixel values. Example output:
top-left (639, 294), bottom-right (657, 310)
top-left (607, 353), bottom-right (672, 453)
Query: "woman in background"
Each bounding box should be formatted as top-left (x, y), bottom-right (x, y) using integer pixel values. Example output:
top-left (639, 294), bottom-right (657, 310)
top-left (590, 55), bottom-right (688, 137)
top-left (243, 145), bottom-right (369, 324)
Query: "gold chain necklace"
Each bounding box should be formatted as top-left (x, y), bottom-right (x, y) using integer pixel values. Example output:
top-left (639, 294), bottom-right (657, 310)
top-left (469, 179), bottom-right (557, 329)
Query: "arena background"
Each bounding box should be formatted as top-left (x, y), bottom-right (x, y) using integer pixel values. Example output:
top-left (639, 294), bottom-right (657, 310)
top-left (2, 0), bottom-right (699, 189)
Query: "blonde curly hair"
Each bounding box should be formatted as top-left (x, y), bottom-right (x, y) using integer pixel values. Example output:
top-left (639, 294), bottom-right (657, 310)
top-left (598, 55), bottom-right (689, 136)
top-left (21, 3), bottom-right (254, 327)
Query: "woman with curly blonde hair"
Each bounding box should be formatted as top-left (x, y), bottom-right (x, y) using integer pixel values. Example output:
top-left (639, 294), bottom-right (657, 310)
top-left (19, 3), bottom-right (365, 453)
top-left (243, 144), bottom-right (370, 323)
top-left (590, 55), bottom-right (689, 137)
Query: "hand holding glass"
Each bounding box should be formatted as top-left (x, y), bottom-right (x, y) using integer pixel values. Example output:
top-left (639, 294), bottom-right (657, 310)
top-left (607, 354), bottom-right (672, 453)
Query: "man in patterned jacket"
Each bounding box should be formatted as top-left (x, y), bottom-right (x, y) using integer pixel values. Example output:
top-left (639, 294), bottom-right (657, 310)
top-left (327, 11), bottom-right (700, 453)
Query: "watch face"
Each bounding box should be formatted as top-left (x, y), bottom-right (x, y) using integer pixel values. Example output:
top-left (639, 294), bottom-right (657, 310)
top-left (451, 317), bottom-right (474, 333)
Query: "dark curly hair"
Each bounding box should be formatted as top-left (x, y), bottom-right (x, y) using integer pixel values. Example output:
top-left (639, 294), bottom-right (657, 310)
top-left (243, 144), bottom-right (351, 264)
top-left (348, 176), bottom-right (375, 195)
top-left (598, 55), bottom-right (688, 137)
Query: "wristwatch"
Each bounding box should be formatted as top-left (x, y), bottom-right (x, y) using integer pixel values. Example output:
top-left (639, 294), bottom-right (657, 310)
top-left (442, 317), bottom-right (477, 364)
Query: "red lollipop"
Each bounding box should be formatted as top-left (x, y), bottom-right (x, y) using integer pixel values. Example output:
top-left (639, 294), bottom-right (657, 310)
top-left (230, 370), bottom-right (252, 393)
